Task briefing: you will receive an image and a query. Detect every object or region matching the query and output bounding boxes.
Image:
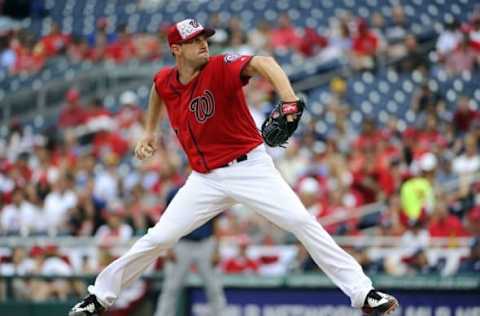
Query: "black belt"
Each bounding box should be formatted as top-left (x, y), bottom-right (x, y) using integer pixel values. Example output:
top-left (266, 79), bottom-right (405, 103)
top-left (220, 154), bottom-right (248, 168)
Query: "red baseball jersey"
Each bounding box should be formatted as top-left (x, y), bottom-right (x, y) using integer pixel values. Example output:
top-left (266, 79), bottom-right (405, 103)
top-left (153, 54), bottom-right (263, 173)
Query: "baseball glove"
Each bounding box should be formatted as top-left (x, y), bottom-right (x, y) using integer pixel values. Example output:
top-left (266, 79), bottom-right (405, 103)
top-left (261, 99), bottom-right (305, 147)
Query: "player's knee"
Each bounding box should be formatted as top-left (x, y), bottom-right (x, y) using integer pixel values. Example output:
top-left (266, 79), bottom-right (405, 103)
top-left (285, 212), bottom-right (317, 233)
top-left (144, 226), bottom-right (181, 248)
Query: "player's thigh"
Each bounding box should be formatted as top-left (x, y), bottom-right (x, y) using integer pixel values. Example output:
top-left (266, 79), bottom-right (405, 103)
top-left (149, 172), bottom-right (231, 242)
top-left (227, 159), bottom-right (314, 232)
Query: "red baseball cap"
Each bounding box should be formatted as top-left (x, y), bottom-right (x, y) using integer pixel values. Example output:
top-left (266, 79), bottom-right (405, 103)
top-left (167, 18), bottom-right (215, 46)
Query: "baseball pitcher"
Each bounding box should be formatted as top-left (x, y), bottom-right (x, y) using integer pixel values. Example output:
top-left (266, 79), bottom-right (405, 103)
top-left (70, 18), bottom-right (398, 316)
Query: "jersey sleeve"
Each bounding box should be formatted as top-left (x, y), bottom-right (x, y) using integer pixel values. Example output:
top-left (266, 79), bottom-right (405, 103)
top-left (218, 53), bottom-right (254, 91)
top-left (153, 68), bottom-right (173, 98)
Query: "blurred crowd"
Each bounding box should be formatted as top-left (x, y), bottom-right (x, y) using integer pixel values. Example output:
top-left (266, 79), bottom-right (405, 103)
top-left (0, 18), bottom-right (165, 75)
top-left (1, 2), bottom-right (480, 305)
top-left (0, 70), bottom-right (479, 302)
top-left (1, 4), bottom-right (480, 75)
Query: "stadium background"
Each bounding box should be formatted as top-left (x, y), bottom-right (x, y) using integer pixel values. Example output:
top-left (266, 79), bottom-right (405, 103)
top-left (0, 0), bottom-right (480, 315)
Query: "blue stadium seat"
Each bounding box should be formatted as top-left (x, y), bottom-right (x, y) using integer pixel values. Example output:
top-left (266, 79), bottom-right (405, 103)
top-left (351, 110), bottom-right (363, 125)
top-left (368, 91), bottom-right (381, 104)
top-left (378, 110), bottom-right (389, 124)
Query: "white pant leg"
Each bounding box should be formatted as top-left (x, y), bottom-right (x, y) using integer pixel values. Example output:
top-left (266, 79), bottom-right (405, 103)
top-left (193, 238), bottom-right (226, 316)
top-left (154, 242), bottom-right (195, 316)
top-left (88, 172), bottom-right (231, 307)
top-left (218, 148), bottom-right (373, 308)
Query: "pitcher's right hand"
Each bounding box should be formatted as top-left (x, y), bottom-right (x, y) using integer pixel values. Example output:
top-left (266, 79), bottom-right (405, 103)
top-left (134, 134), bottom-right (157, 160)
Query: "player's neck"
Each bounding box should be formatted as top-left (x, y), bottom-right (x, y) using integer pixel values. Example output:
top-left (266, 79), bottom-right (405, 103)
top-left (176, 60), bottom-right (202, 85)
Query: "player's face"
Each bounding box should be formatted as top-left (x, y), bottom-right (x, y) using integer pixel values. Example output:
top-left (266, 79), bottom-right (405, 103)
top-left (177, 34), bottom-right (209, 65)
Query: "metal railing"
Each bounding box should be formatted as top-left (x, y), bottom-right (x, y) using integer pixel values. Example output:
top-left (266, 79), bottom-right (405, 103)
top-left (0, 235), bottom-right (474, 248)
top-left (1, 273), bottom-right (479, 290)
top-left (1, 60), bottom-right (160, 125)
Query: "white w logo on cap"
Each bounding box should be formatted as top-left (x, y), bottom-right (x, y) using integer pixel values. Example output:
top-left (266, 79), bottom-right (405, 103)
top-left (176, 19), bottom-right (204, 39)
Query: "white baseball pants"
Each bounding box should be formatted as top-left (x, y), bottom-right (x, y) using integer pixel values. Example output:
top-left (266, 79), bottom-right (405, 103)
top-left (88, 144), bottom-right (373, 308)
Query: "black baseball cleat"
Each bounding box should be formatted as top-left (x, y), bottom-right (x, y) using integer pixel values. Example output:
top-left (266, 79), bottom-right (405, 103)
top-left (68, 294), bottom-right (106, 316)
top-left (362, 290), bottom-right (399, 315)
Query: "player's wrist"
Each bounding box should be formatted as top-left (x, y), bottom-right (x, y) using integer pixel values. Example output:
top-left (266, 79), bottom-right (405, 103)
top-left (142, 131), bottom-right (156, 138)
top-left (280, 91), bottom-right (300, 103)
top-left (280, 95), bottom-right (298, 103)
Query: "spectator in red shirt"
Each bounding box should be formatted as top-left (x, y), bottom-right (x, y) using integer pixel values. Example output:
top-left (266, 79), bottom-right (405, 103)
top-left (12, 31), bottom-right (45, 74)
top-left (58, 88), bottom-right (87, 128)
top-left (353, 19), bottom-right (379, 55)
top-left (377, 156), bottom-right (403, 198)
top-left (299, 27), bottom-right (328, 57)
top-left (351, 148), bottom-right (381, 204)
top-left (92, 129), bottom-right (129, 159)
top-left (132, 32), bottom-right (162, 61)
top-left (38, 22), bottom-right (70, 58)
top-left (106, 24), bottom-right (136, 64)
top-left (351, 19), bottom-right (379, 71)
top-left (414, 114), bottom-right (448, 156)
top-left (453, 96), bottom-right (478, 136)
top-left (67, 36), bottom-right (91, 62)
top-left (354, 118), bottom-right (385, 151)
top-left (318, 188), bottom-right (359, 235)
top-left (11, 153), bottom-right (32, 187)
top-left (221, 236), bottom-right (259, 274)
top-left (428, 195), bottom-right (469, 237)
top-left (269, 14), bottom-right (302, 51)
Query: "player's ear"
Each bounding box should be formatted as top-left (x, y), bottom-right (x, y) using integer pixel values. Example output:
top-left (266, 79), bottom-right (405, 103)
top-left (171, 44), bottom-right (180, 57)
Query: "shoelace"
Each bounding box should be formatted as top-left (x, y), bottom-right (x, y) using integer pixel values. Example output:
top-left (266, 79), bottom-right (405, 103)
top-left (75, 300), bottom-right (96, 313)
top-left (367, 292), bottom-right (385, 306)
top-left (86, 304), bottom-right (95, 313)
